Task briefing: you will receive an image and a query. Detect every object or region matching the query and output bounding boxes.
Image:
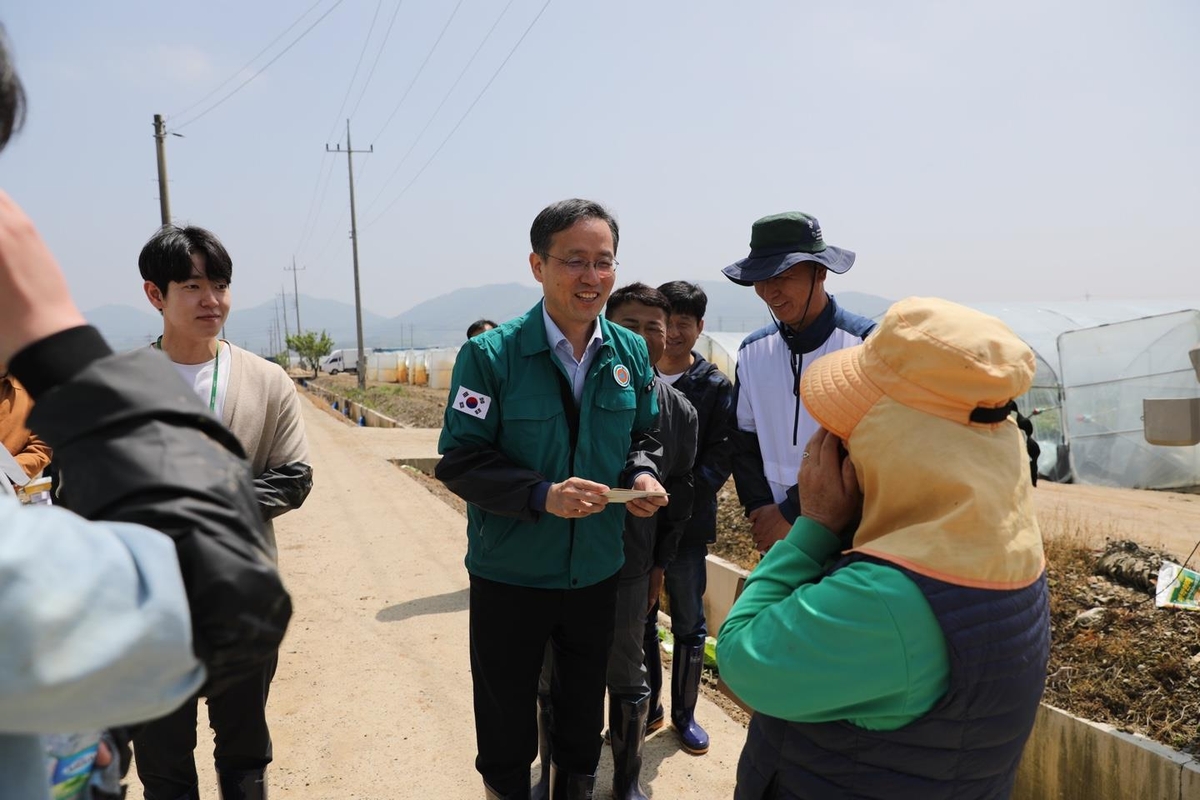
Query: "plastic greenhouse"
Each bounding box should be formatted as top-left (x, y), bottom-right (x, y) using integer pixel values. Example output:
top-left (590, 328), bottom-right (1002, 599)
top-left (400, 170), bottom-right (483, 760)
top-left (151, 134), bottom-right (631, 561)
top-left (702, 299), bottom-right (1200, 490)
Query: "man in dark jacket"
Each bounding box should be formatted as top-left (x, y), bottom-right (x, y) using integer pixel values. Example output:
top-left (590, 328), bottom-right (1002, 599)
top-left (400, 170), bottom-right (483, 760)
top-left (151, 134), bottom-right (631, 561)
top-left (603, 283), bottom-right (697, 800)
top-left (645, 281), bottom-right (734, 757)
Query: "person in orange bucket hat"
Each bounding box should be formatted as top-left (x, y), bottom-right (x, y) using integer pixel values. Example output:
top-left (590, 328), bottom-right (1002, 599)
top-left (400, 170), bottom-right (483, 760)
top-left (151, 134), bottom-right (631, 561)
top-left (717, 296), bottom-right (1049, 800)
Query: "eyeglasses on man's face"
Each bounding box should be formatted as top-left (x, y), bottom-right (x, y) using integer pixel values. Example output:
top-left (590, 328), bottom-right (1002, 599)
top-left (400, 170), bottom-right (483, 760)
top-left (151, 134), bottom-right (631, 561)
top-left (544, 253), bottom-right (618, 277)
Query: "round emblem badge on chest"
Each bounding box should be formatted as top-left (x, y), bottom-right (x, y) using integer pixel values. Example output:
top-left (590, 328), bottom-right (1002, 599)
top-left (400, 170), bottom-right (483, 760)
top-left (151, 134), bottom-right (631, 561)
top-left (612, 363), bottom-right (630, 388)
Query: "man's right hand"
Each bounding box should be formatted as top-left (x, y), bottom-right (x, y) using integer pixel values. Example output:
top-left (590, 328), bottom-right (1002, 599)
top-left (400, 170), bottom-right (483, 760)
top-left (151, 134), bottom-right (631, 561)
top-left (748, 504), bottom-right (791, 553)
top-left (546, 477), bottom-right (610, 519)
top-left (0, 191), bottom-right (86, 364)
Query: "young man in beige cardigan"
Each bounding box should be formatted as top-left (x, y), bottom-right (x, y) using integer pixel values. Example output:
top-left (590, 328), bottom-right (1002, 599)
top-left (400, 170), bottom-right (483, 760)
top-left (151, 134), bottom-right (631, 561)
top-left (133, 224), bottom-right (312, 800)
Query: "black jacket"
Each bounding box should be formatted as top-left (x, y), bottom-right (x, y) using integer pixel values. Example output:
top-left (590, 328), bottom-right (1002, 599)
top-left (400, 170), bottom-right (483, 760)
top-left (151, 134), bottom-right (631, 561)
top-left (669, 352), bottom-right (735, 546)
top-left (12, 326), bottom-right (291, 695)
top-left (622, 379), bottom-right (697, 577)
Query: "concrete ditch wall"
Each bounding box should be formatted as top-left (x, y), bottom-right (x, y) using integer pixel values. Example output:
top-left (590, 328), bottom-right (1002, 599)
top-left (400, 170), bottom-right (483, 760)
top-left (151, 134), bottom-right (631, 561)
top-left (300, 381), bottom-right (402, 429)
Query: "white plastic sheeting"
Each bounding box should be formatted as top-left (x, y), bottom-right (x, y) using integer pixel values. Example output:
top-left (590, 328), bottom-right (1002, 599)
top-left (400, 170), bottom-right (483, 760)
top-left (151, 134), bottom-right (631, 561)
top-left (365, 351), bottom-right (401, 383)
top-left (698, 332), bottom-right (749, 380)
top-left (970, 301), bottom-right (1200, 487)
top-left (1057, 311), bottom-right (1200, 489)
top-left (425, 347), bottom-right (460, 390)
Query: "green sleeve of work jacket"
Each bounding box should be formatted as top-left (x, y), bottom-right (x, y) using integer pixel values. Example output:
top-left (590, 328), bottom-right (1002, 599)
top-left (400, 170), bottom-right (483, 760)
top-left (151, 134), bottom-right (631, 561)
top-left (716, 518), bottom-right (950, 730)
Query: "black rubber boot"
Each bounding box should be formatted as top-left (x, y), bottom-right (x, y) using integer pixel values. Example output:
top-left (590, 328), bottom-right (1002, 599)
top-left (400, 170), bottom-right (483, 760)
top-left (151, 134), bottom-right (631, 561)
top-left (609, 696), bottom-right (650, 800)
top-left (531, 691), bottom-right (553, 800)
top-left (484, 778), bottom-right (532, 800)
top-left (671, 643), bottom-right (710, 755)
top-left (216, 768), bottom-right (266, 800)
top-left (548, 762), bottom-right (595, 800)
top-left (642, 620), bottom-right (665, 734)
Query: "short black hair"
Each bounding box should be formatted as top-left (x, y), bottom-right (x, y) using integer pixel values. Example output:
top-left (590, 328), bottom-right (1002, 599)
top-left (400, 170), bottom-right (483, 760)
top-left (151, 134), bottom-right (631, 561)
top-left (530, 198), bottom-right (619, 257)
top-left (605, 282), bottom-right (671, 321)
top-left (466, 319), bottom-right (497, 339)
top-left (138, 225), bottom-right (234, 295)
top-left (657, 281), bottom-right (708, 320)
top-left (0, 26), bottom-right (27, 152)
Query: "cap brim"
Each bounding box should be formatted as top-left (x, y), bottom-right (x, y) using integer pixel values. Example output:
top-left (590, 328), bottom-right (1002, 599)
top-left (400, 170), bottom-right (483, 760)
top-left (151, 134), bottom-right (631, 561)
top-left (799, 343), bottom-right (881, 441)
top-left (722, 245), bottom-right (856, 286)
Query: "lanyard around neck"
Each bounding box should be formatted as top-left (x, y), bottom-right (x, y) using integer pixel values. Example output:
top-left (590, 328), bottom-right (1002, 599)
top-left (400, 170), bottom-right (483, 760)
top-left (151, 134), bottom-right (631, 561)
top-left (154, 336), bottom-right (220, 413)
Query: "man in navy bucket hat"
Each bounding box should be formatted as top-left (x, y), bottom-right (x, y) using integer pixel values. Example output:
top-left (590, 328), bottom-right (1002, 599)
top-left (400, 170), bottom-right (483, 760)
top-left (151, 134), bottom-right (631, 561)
top-left (722, 212), bottom-right (856, 285)
top-left (723, 212), bottom-right (874, 554)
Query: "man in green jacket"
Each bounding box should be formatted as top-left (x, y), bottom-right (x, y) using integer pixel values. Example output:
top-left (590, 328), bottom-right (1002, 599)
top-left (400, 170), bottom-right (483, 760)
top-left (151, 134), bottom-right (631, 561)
top-left (436, 198), bottom-right (668, 800)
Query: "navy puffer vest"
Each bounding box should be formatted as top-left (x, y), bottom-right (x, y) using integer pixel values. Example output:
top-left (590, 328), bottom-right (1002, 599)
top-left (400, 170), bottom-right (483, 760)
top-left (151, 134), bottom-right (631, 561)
top-left (734, 559), bottom-right (1050, 800)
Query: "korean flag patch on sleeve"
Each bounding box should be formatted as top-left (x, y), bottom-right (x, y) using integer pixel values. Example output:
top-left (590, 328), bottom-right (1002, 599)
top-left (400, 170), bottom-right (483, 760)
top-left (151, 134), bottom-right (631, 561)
top-left (454, 386), bottom-right (492, 420)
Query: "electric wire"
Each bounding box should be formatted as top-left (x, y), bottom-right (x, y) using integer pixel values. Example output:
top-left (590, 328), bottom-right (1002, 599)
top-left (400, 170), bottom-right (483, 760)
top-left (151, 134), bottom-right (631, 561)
top-left (363, 0), bottom-right (517, 216)
top-left (348, 0), bottom-right (408, 121)
top-left (293, 151), bottom-right (337, 257)
top-left (366, 0), bottom-right (553, 227)
top-left (323, 0), bottom-right (384, 146)
top-left (171, 0), bottom-right (346, 131)
top-left (313, 208), bottom-right (350, 272)
top-left (167, 0), bottom-right (326, 121)
top-left (368, 0), bottom-right (468, 146)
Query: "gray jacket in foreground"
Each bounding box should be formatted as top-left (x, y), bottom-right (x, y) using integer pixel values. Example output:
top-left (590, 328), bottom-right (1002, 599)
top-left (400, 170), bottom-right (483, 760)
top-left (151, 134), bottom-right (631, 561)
top-left (0, 328), bottom-right (291, 800)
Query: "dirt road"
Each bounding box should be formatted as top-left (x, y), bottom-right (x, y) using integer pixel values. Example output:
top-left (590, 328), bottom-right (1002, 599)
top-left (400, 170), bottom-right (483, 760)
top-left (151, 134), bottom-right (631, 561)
top-left (1034, 482), bottom-right (1200, 559)
top-left (128, 392), bottom-right (746, 798)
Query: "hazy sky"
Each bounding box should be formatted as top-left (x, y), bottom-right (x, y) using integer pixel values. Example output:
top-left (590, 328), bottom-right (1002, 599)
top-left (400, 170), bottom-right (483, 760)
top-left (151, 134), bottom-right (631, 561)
top-left (2, 1), bottom-right (1196, 318)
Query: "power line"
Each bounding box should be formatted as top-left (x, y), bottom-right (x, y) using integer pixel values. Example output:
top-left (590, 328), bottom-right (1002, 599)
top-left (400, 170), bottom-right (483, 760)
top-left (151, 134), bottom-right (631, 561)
top-left (323, 0), bottom-right (384, 146)
top-left (348, 0), bottom-right (408, 121)
top-left (367, 0), bottom-right (553, 226)
top-left (293, 151), bottom-right (336, 256)
top-left (363, 0), bottom-right (517, 216)
top-left (313, 208), bottom-right (349, 270)
top-left (167, 0), bottom-right (326, 121)
top-left (368, 0), bottom-right (468, 146)
top-left (295, 0), bottom-right (402, 257)
top-left (171, 0), bottom-right (347, 131)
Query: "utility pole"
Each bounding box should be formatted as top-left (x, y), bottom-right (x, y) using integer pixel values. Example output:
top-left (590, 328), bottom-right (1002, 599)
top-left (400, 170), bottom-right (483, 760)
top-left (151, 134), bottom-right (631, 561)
top-left (280, 287), bottom-right (291, 344)
top-left (153, 114), bottom-right (173, 226)
top-left (274, 296), bottom-right (285, 355)
top-left (285, 257), bottom-right (305, 333)
top-left (326, 120), bottom-right (373, 390)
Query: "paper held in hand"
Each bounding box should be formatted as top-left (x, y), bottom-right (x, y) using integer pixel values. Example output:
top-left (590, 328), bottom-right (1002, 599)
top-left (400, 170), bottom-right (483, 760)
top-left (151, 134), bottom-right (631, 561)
top-left (604, 488), bottom-right (669, 504)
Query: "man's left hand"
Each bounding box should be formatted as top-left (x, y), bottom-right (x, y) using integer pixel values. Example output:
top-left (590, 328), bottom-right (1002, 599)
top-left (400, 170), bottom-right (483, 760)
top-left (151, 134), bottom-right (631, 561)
top-left (626, 474), bottom-right (668, 518)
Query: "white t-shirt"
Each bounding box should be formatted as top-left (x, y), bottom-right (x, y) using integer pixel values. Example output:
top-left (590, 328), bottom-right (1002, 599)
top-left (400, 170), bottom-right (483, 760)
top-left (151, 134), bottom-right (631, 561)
top-left (171, 341), bottom-right (231, 420)
top-left (657, 370), bottom-right (685, 385)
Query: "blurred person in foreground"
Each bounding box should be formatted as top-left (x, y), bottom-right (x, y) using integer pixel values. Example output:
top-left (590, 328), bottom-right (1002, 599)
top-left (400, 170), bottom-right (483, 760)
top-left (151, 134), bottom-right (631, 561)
top-left (436, 199), bottom-right (667, 799)
top-left (0, 24), bottom-right (291, 800)
top-left (717, 297), bottom-right (1050, 800)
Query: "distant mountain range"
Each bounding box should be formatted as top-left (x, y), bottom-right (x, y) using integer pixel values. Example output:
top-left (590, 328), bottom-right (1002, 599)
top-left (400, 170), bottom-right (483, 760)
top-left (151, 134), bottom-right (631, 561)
top-left (86, 283), bottom-right (893, 354)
